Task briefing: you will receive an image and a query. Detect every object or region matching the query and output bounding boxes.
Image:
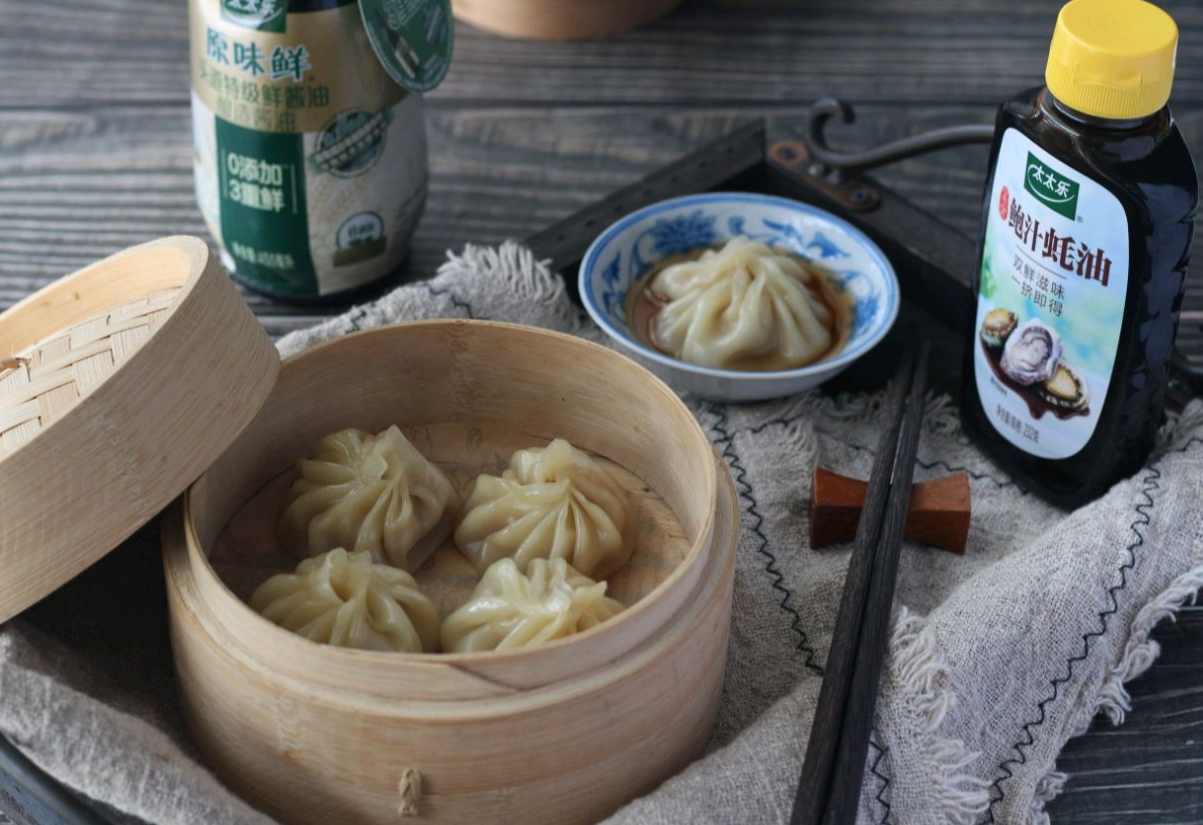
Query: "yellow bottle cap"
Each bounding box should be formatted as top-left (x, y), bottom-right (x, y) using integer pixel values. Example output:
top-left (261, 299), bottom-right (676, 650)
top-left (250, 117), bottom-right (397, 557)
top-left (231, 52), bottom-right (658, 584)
top-left (1046, 0), bottom-right (1178, 120)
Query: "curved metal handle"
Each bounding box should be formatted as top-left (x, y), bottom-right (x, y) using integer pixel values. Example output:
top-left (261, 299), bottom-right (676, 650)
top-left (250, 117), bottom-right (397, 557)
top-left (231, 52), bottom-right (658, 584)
top-left (802, 98), bottom-right (994, 176)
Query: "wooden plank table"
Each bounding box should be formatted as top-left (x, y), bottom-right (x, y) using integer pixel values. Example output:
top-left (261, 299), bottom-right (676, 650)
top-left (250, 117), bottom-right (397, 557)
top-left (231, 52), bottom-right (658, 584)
top-left (1, 0), bottom-right (1201, 821)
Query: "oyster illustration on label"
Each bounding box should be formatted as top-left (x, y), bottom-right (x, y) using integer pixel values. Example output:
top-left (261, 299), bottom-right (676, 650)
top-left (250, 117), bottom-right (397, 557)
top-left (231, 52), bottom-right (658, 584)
top-left (978, 309), bottom-right (1091, 422)
top-left (1001, 320), bottom-right (1063, 385)
top-left (980, 308), bottom-right (1018, 350)
top-left (1039, 362), bottom-right (1089, 411)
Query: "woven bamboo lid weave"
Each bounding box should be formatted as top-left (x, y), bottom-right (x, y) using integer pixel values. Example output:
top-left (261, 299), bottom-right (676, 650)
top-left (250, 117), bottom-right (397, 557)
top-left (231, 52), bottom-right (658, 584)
top-left (0, 236), bottom-right (280, 623)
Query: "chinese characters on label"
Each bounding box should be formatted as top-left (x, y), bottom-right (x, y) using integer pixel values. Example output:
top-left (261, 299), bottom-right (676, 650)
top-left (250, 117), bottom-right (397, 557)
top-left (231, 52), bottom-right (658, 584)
top-left (229, 242), bottom-right (296, 270)
top-left (206, 28), bottom-right (311, 80)
top-left (225, 151), bottom-right (291, 213)
top-left (995, 403), bottom-right (1040, 444)
top-left (1004, 191), bottom-right (1113, 320)
top-left (1034, 169), bottom-right (1071, 197)
top-left (1010, 253), bottom-right (1068, 316)
top-left (202, 27), bottom-right (325, 130)
top-left (1007, 194), bottom-right (1113, 286)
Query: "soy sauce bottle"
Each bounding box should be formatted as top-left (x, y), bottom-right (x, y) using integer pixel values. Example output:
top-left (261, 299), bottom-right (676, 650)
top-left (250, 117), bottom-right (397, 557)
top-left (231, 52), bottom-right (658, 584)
top-left (961, 0), bottom-right (1198, 508)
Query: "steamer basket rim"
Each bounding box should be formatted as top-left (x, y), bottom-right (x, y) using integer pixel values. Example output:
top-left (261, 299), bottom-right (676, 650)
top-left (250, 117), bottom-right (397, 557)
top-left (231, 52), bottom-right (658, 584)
top-left (174, 318), bottom-right (722, 668)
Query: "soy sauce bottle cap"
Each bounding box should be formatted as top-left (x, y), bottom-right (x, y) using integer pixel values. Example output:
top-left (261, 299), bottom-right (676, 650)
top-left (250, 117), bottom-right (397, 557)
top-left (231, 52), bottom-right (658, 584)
top-left (1046, 0), bottom-right (1178, 120)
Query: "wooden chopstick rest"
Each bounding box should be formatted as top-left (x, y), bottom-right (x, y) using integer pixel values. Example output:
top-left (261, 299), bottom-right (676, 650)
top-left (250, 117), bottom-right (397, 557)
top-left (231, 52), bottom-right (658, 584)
top-left (809, 466), bottom-right (971, 554)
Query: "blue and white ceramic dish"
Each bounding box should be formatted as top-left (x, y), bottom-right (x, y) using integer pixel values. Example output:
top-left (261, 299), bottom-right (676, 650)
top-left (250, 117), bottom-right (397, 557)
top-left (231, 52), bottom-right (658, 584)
top-left (579, 193), bottom-right (901, 401)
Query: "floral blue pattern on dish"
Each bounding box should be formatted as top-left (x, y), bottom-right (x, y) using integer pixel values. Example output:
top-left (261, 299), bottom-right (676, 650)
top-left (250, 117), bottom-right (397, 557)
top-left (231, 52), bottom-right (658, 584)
top-left (599, 255), bottom-right (626, 319)
top-left (851, 291), bottom-right (880, 337)
top-left (647, 210), bottom-right (718, 257)
top-left (806, 231), bottom-right (851, 260)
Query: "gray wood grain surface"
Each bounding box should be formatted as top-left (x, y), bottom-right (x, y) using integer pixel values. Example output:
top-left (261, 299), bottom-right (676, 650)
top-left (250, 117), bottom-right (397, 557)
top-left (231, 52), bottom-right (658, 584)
top-left (1, 0), bottom-right (1201, 822)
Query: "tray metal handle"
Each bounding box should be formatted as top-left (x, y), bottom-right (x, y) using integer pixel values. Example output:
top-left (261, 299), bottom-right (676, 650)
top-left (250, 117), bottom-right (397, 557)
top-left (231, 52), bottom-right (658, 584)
top-left (803, 98), bottom-right (994, 179)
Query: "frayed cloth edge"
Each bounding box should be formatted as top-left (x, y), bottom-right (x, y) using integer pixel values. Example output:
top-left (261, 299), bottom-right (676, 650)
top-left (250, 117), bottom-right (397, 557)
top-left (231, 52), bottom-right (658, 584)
top-left (884, 608), bottom-right (992, 825)
top-left (1022, 562), bottom-right (1203, 824)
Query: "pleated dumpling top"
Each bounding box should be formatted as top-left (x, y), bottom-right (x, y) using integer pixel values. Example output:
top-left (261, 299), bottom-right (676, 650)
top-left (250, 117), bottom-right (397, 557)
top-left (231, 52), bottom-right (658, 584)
top-left (441, 557), bottom-right (624, 653)
top-left (276, 426), bottom-right (461, 573)
top-left (251, 548), bottom-right (440, 653)
top-left (453, 439), bottom-right (635, 579)
top-left (649, 235), bottom-right (836, 371)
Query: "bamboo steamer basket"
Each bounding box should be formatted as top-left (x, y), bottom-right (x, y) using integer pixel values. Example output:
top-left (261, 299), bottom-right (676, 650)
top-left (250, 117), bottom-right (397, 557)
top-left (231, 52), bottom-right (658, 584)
top-left (452, 0), bottom-right (685, 40)
top-left (0, 236), bottom-right (279, 624)
top-left (162, 320), bottom-right (740, 825)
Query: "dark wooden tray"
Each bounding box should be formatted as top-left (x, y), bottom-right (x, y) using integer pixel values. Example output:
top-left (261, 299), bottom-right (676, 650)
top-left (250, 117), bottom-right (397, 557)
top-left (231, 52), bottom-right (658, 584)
top-left (528, 116), bottom-right (1201, 406)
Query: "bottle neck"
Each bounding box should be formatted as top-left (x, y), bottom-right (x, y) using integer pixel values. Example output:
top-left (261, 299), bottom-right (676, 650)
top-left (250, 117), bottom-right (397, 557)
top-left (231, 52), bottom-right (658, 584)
top-left (1040, 87), bottom-right (1163, 133)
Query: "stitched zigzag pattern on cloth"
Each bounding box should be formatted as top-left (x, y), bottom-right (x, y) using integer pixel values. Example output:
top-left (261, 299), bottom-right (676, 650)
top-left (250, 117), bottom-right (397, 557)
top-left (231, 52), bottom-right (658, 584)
top-left (0, 241), bottom-right (1201, 825)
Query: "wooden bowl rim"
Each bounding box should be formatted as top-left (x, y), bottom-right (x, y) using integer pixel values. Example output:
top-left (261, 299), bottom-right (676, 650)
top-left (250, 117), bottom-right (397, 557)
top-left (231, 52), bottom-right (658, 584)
top-left (178, 318), bottom-right (720, 665)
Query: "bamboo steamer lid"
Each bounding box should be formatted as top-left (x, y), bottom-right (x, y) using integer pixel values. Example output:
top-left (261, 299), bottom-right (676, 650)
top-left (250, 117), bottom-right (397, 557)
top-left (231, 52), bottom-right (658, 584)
top-left (0, 236), bottom-right (280, 623)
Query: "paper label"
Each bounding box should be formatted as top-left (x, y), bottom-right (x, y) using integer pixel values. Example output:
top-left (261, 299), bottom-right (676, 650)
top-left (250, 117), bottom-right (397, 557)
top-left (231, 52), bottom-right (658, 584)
top-left (972, 128), bottom-right (1129, 459)
top-left (189, 0), bottom-right (428, 297)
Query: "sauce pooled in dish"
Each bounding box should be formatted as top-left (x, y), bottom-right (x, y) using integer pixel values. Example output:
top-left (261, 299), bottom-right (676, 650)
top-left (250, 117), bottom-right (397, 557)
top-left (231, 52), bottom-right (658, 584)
top-left (630, 236), bottom-right (849, 372)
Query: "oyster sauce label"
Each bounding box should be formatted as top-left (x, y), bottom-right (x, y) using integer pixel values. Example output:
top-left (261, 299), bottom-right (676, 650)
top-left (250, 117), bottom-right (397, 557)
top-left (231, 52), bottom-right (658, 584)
top-left (973, 128), bottom-right (1129, 460)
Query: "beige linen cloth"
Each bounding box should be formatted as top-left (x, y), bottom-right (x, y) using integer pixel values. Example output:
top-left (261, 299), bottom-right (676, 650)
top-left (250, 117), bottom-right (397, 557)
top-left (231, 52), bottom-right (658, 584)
top-left (3, 243), bottom-right (1203, 825)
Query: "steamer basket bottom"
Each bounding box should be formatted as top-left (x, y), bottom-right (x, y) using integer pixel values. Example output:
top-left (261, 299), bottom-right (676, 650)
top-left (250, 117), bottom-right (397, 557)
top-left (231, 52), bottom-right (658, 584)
top-left (164, 457), bottom-right (737, 825)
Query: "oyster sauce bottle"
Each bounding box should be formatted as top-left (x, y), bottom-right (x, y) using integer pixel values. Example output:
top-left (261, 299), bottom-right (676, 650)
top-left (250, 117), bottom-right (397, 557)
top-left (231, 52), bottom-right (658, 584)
top-left (961, 0), bottom-right (1198, 508)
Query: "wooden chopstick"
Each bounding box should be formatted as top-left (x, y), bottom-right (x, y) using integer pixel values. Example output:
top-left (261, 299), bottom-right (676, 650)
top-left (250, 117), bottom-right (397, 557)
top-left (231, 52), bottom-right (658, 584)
top-left (790, 340), bottom-right (921, 825)
top-left (822, 340), bottom-right (931, 824)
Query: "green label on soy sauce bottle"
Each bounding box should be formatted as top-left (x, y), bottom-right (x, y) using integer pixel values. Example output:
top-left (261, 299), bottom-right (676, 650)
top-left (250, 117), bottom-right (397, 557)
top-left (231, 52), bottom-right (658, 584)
top-left (216, 118), bottom-right (319, 294)
top-left (190, 0), bottom-right (435, 300)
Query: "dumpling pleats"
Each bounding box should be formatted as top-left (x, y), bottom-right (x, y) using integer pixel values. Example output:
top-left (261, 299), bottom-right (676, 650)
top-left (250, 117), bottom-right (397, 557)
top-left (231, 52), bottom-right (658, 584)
top-left (277, 426), bottom-right (461, 572)
top-left (251, 548), bottom-right (440, 653)
top-left (440, 558), bottom-right (624, 653)
top-left (650, 235), bottom-right (835, 370)
top-left (453, 439), bottom-right (634, 578)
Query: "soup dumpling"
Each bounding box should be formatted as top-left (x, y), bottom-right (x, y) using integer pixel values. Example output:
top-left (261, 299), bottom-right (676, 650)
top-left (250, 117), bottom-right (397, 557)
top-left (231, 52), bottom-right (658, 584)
top-left (250, 548), bottom-right (440, 652)
top-left (441, 557), bottom-right (624, 653)
top-left (649, 235), bottom-right (835, 370)
top-left (277, 426), bottom-right (460, 573)
top-left (453, 438), bottom-right (635, 579)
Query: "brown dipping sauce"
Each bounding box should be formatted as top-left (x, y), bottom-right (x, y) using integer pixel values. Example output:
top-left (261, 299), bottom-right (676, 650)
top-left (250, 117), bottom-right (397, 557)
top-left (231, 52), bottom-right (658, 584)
top-left (980, 340), bottom-right (1089, 421)
top-left (627, 246), bottom-right (852, 372)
